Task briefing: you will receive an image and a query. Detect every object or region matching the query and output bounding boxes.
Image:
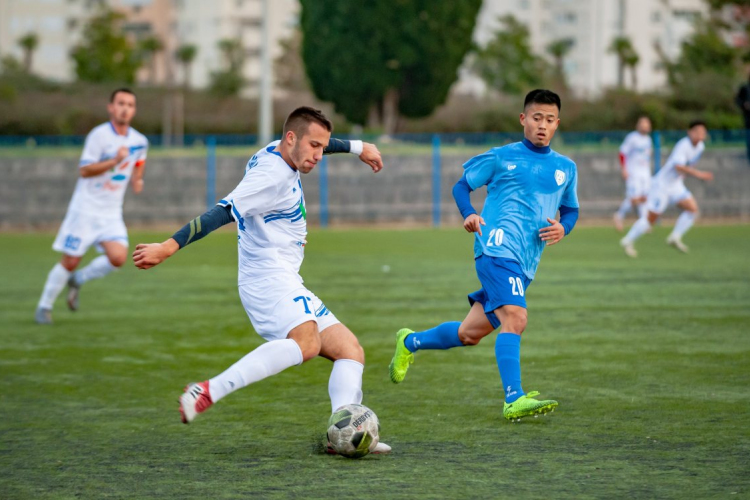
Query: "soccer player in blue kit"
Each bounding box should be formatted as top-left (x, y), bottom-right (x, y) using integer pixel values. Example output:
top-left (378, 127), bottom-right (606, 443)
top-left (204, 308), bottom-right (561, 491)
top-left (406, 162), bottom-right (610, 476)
top-left (389, 89), bottom-right (580, 422)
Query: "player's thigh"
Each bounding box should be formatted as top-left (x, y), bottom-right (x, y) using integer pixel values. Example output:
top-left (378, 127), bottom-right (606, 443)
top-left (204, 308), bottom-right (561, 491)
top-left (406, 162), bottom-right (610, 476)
top-left (676, 195), bottom-right (698, 213)
top-left (99, 240), bottom-right (128, 267)
top-left (319, 323), bottom-right (364, 363)
top-left (493, 305), bottom-right (528, 334)
top-left (458, 302), bottom-right (495, 345)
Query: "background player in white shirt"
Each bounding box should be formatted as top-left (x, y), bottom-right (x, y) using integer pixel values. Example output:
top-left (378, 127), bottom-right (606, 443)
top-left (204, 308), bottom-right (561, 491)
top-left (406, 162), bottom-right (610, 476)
top-left (35, 89), bottom-right (148, 324)
top-left (613, 116), bottom-right (653, 231)
top-left (620, 121), bottom-right (713, 257)
top-left (132, 107), bottom-right (392, 453)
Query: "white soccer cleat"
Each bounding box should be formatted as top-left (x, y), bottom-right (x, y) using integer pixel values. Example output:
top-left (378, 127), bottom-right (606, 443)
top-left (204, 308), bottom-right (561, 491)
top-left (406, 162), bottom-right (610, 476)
top-left (326, 440), bottom-right (392, 455)
top-left (666, 235), bottom-right (689, 253)
top-left (613, 212), bottom-right (624, 232)
top-left (620, 238), bottom-right (638, 258)
top-left (179, 381), bottom-right (213, 424)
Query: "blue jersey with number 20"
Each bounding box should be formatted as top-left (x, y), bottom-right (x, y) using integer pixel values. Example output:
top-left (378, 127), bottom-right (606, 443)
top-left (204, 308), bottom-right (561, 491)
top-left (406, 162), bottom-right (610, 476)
top-left (463, 139), bottom-right (579, 280)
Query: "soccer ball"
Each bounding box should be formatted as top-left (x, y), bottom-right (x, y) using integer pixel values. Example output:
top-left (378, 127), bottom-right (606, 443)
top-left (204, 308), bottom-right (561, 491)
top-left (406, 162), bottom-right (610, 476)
top-left (327, 404), bottom-right (380, 458)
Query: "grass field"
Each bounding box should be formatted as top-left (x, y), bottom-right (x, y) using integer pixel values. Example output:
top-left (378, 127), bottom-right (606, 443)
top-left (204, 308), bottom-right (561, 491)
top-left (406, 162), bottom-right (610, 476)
top-left (2, 225), bottom-right (749, 499)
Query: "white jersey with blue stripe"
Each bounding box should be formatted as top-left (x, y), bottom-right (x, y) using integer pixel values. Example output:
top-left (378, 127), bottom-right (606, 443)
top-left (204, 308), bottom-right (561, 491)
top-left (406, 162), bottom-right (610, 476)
top-left (220, 141), bottom-right (308, 283)
top-left (654, 136), bottom-right (705, 187)
top-left (464, 139), bottom-right (579, 280)
top-left (68, 122), bottom-right (148, 217)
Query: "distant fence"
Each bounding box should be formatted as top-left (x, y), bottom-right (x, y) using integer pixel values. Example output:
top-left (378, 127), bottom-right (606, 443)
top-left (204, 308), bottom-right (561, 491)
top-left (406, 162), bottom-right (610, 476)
top-left (1, 130), bottom-right (748, 229)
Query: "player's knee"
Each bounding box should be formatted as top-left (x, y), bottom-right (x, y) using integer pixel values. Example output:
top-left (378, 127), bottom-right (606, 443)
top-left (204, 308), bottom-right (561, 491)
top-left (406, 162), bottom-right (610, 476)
top-left (298, 336), bottom-right (321, 362)
top-left (457, 325), bottom-right (490, 346)
top-left (504, 310), bottom-right (528, 334)
top-left (108, 254), bottom-right (127, 267)
top-left (61, 256), bottom-right (81, 272)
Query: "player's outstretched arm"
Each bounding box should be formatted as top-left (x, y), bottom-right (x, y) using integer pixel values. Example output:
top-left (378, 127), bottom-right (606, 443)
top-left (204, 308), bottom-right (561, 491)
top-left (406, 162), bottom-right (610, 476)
top-left (324, 138), bottom-right (383, 172)
top-left (133, 204), bottom-right (234, 269)
top-left (675, 164), bottom-right (714, 182)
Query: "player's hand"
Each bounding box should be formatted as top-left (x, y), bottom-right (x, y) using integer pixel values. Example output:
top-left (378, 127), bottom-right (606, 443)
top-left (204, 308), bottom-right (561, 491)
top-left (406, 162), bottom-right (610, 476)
top-left (133, 240), bottom-right (179, 269)
top-left (359, 142), bottom-right (383, 173)
top-left (115, 146), bottom-right (129, 162)
top-left (463, 214), bottom-right (486, 236)
top-left (132, 178), bottom-right (144, 194)
top-left (700, 171), bottom-right (714, 182)
top-left (539, 217), bottom-right (565, 246)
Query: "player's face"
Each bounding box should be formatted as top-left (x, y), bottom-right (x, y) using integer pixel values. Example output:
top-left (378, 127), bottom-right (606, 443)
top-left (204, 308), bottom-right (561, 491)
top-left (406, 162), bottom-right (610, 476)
top-left (636, 117), bottom-right (652, 135)
top-left (290, 122), bottom-right (331, 174)
top-left (520, 103), bottom-right (560, 147)
top-left (688, 125), bottom-right (707, 145)
top-left (107, 92), bottom-right (137, 126)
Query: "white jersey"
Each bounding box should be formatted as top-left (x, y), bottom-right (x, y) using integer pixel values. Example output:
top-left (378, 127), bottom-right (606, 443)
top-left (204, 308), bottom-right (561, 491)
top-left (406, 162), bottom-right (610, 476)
top-left (654, 136), bottom-right (705, 187)
top-left (221, 141), bottom-right (307, 284)
top-left (68, 122), bottom-right (148, 217)
top-left (619, 131), bottom-right (653, 176)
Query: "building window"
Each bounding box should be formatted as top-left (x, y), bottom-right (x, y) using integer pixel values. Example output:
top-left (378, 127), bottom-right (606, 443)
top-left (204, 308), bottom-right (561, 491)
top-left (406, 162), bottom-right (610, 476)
top-left (651, 11), bottom-right (661, 23)
top-left (673, 10), bottom-right (699, 21)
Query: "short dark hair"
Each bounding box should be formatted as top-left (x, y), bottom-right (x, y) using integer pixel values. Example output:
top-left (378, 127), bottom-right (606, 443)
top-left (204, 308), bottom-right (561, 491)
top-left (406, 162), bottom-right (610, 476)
top-left (688, 120), bottom-right (707, 130)
top-left (524, 89), bottom-right (561, 111)
top-left (283, 106), bottom-right (333, 137)
top-left (110, 88), bottom-right (136, 103)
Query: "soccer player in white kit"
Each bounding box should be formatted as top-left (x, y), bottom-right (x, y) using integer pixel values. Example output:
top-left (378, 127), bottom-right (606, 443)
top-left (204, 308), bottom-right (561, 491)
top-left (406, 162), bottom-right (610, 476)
top-left (35, 89), bottom-right (148, 324)
top-left (132, 107), bottom-right (391, 453)
top-left (620, 121), bottom-right (713, 257)
top-left (613, 116), bottom-right (653, 232)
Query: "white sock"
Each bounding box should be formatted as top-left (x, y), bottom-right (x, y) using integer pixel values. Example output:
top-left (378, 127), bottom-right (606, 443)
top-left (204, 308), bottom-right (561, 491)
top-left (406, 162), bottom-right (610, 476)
top-left (616, 198), bottom-right (632, 218)
top-left (328, 359), bottom-right (364, 413)
top-left (38, 263), bottom-right (71, 310)
top-left (75, 255), bottom-right (117, 285)
top-left (208, 338), bottom-right (303, 403)
top-left (670, 211), bottom-right (696, 239)
top-left (623, 217), bottom-right (651, 245)
top-left (637, 203), bottom-right (648, 219)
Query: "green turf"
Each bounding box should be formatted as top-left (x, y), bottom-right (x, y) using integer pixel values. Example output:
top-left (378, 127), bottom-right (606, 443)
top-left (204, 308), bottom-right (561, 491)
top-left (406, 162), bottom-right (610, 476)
top-left (2, 225), bottom-right (749, 499)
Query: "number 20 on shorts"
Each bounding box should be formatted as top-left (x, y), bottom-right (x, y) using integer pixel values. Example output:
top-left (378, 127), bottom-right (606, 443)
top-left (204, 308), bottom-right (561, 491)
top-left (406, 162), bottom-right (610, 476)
top-left (509, 277), bottom-right (524, 296)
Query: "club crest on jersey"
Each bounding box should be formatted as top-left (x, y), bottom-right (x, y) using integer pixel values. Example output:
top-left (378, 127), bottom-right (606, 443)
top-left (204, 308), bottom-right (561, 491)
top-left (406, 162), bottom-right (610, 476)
top-left (554, 169), bottom-right (565, 186)
top-left (507, 164), bottom-right (517, 171)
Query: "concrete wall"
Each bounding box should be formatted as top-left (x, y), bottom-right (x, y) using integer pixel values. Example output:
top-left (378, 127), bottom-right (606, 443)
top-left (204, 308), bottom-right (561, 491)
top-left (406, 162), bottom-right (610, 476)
top-left (2, 149), bottom-right (749, 229)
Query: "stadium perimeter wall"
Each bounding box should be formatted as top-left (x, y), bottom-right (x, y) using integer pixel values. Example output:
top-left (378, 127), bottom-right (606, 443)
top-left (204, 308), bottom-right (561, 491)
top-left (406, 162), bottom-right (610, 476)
top-left (1, 150), bottom-right (748, 229)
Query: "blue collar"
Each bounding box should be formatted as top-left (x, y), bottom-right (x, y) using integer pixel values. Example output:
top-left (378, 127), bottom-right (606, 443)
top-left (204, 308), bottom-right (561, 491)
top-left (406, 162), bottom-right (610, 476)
top-left (267, 145), bottom-right (296, 172)
top-left (109, 121), bottom-right (129, 137)
top-left (522, 138), bottom-right (550, 154)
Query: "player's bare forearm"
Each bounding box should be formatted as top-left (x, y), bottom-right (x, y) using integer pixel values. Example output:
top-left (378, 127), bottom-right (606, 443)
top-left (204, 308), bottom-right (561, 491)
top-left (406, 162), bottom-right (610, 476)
top-left (133, 239), bottom-right (179, 269)
top-left (79, 158), bottom-right (119, 178)
top-left (539, 217), bottom-right (565, 246)
top-left (359, 142), bottom-right (383, 173)
top-left (675, 165), bottom-right (713, 182)
top-left (131, 166), bottom-right (144, 194)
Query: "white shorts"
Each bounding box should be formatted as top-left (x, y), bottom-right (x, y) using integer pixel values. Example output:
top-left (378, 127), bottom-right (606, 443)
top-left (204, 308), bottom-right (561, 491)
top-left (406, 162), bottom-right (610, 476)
top-left (52, 211), bottom-right (128, 257)
top-left (238, 274), bottom-right (340, 341)
top-left (626, 170), bottom-right (651, 199)
top-left (646, 181), bottom-right (692, 215)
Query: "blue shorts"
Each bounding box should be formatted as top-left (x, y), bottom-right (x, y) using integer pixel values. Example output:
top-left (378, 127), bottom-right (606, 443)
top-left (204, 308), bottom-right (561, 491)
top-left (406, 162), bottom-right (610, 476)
top-left (467, 255), bottom-right (531, 329)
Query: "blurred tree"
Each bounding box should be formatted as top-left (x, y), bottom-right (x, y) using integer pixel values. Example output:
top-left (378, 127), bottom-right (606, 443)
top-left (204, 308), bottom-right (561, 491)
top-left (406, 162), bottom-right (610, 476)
top-left (300, 1), bottom-right (482, 133)
top-left (209, 39), bottom-right (245, 96)
top-left (275, 30), bottom-right (308, 92)
top-left (546, 38), bottom-right (574, 87)
top-left (138, 35), bottom-right (163, 85)
top-left (71, 9), bottom-right (140, 83)
top-left (608, 36), bottom-right (639, 89)
top-left (17, 33), bottom-right (39, 73)
top-left (473, 15), bottom-right (548, 95)
top-left (175, 44), bottom-right (198, 88)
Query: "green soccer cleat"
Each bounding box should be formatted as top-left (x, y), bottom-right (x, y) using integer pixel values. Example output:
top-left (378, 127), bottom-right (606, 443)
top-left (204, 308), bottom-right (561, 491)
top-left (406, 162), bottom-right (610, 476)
top-left (389, 328), bottom-right (414, 383)
top-left (503, 391), bottom-right (558, 422)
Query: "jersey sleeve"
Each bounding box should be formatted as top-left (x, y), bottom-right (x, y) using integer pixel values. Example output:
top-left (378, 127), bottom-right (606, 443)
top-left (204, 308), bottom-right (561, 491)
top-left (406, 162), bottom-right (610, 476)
top-left (560, 164), bottom-right (579, 209)
top-left (462, 150), bottom-right (497, 191)
top-left (135, 140), bottom-right (148, 168)
top-left (619, 134), bottom-right (633, 155)
top-left (220, 170), bottom-right (279, 222)
top-left (79, 129), bottom-right (104, 167)
top-left (672, 140), bottom-right (694, 166)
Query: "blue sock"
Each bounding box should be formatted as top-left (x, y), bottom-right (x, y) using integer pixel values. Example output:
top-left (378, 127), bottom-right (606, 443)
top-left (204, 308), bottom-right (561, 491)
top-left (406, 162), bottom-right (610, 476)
top-left (495, 333), bottom-right (525, 403)
top-left (405, 322), bottom-right (463, 353)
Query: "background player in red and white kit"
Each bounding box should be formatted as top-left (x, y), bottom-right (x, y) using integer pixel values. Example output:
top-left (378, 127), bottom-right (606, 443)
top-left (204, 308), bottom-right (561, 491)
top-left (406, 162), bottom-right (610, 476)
top-left (613, 116), bottom-right (653, 232)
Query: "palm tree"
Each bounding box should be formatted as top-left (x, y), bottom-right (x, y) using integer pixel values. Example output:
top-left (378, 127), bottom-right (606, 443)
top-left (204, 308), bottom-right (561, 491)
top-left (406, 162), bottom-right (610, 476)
top-left (175, 44), bottom-right (197, 88)
top-left (546, 38), bottom-right (574, 85)
top-left (138, 35), bottom-right (164, 85)
top-left (17, 33), bottom-right (39, 73)
top-left (218, 38), bottom-right (244, 72)
top-left (624, 51), bottom-right (640, 90)
top-left (608, 36), bottom-right (638, 89)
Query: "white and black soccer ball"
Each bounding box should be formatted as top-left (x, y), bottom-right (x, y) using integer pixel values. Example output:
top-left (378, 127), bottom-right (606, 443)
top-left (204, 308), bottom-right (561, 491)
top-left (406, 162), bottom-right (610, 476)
top-left (327, 404), bottom-right (380, 459)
